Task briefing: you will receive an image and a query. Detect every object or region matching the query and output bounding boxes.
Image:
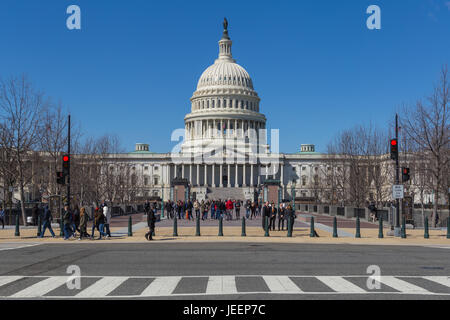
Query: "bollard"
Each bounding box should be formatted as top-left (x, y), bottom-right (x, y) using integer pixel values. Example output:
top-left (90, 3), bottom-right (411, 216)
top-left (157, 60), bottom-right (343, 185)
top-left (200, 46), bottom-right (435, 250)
top-left (196, 216), bottom-right (201, 236)
top-left (401, 217), bottom-right (406, 239)
top-left (14, 214), bottom-right (20, 237)
top-left (378, 217), bottom-right (384, 238)
top-left (128, 216), bottom-right (133, 237)
top-left (333, 216), bottom-right (338, 238)
top-left (218, 217), bottom-right (223, 236)
top-left (37, 216), bottom-right (41, 237)
top-left (241, 217), bottom-right (246, 237)
top-left (447, 217), bottom-right (450, 239)
top-left (310, 216), bottom-right (315, 237)
top-left (173, 215), bottom-right (178, 237)
top-left (287, 216), bottom-right (292, 238)
top-left (264, 216), bottom-right (269, 237)
top-left (355, 216), bottom-right (361, 238)
top-left (424, 216), bottom-right (429, 239)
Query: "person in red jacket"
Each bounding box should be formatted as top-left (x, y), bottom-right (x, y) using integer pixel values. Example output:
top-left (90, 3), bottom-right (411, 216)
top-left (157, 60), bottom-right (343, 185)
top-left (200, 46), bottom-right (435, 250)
top-left (225, 199), bottom-right (234, 221)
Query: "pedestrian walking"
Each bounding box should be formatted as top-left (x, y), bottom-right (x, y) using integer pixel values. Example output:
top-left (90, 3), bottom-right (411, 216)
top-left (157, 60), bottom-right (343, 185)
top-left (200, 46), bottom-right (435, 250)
top-left (62, 205), bottom-right (73, 240)
top-left (145, 206), bottom-right (156, 241)
top-left (278, 203), bottom-right (286, 231)
top-left (73, 204), bottom-right (81, 236)
top-left (97, 208), bottom-right (107, 240)
top-left (78, 207), bottom-right (89, 240)
top-left (39, 205), bottom-right (55, 238)
top-left (286, 204), bottom-right (296, 231)
top-left (194, 200), bottom-right (200, 219)
top-left (262, 202), bottom-right (271, 231)
top-left (235, 200), bottom-right (241, 220)
top-left (32, 204), bottom-right (38, 226)
top-left (269, 202), bottom-right (277, 231)
top-left (245, 200), bottom-right (250, 219)
top-left (103, 202), bottom-right (112, 238)
top-left (91, 207), bottom-right (101, 239)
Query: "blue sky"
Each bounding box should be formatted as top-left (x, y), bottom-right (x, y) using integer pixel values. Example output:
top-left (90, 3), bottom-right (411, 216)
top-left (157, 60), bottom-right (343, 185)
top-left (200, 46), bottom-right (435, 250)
top-left (0, 0), bottom-right (449, 153)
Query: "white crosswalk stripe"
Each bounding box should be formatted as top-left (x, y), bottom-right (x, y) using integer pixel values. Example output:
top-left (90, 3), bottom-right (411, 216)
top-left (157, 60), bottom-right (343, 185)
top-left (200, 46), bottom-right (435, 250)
top-left (76, 277), bottom-right (128, 297)
top-left (262, 276), bottom-right (302, 293)
top-left (206, 276), bottom-right (237, 295)
top-left (0, 275), bottom-right (450, 298)
top-left (11, 276), bottom-right (69, 298)
top-left (140, 276), bottom-right (182, 297)
top-left (378, 276), bottom-right (430, 294)
top-left (423, 276), bottom-right (450, 288)
top-left (0, 276), bottom-right (23, 288)
top-left (316, 276), bottom-right (367, 293)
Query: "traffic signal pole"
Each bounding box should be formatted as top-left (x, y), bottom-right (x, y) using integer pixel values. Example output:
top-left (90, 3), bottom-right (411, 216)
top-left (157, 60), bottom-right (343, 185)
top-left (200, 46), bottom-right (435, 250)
top-left (67, 114), bottom-right (71, 209)
top-left (394, 114), bottom-right (400, 237)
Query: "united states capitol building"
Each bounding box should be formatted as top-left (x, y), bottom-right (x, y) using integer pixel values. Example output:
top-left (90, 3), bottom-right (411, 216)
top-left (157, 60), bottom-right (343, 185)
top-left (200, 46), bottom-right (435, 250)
top-left (116, 20), bottom-right (327, 203)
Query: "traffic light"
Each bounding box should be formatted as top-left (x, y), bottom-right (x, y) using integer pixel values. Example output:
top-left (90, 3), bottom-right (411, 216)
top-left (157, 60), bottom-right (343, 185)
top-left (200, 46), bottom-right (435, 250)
top-left (402, 167), bottom-right (410, 183)
top-left (56, 171), bottom-right (65, 185)
top-left (62, 154), bottom-right (70, 176)
top-left (390, 139), bottom-right (398, 160)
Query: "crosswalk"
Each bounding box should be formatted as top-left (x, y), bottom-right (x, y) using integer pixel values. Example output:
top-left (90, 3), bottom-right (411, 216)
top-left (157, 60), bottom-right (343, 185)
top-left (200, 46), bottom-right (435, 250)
top-left (0, 275), bottom-right (450, 298)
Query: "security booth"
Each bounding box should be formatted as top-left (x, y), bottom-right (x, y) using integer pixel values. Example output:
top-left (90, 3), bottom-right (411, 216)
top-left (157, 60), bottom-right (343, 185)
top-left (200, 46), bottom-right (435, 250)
top-left (263, 179), bottom-right (281, 205)
top-left (171, 178), bottom-right (190, 202)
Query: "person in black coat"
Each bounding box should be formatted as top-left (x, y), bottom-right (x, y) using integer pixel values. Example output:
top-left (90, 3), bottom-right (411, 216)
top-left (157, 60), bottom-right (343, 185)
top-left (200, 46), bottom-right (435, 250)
top-left (278, 204), bottom-right (286, 231)
top-left (262, 202), bottom-right (271, 231)
top-left (269, 202), bottom-right (277, 231)
top-left (145, 207), bottom-right (156, 241)
top-left (285, 204), bottom-right (296, 231)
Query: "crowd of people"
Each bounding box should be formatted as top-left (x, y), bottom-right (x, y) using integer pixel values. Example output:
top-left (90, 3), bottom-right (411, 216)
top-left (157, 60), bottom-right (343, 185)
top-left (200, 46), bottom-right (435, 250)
top-left (38, 202), bottom-right (112, 241)
top-left (161, 199), bottom-right (296, 231)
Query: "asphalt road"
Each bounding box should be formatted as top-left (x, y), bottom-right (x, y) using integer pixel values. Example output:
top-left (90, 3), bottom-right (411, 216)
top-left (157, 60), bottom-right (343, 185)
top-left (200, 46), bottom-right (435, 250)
top-left (1, 242), bottom-right (450, 300)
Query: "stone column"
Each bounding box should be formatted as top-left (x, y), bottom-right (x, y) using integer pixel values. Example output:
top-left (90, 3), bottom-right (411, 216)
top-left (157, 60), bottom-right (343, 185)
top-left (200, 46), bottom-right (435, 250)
top-left (220, 164), bottom-right (223, 187)
top-left (204, 164), bottom-right (207, 186)
top-left (257, 164), bottom-right (261, 185)
top-left (227, 164), bottom-right (231, 187)
top-left (281, 163), bottom-right (284, 186)
top-left (243, 164), bottom-right (247, 187)
top-left (189, 164), bottom-right (192, 185)
top-left (182, 164), bottom-right (185, 179)
top-left (197, 164), bottom-right (200, 186)
top-left (212, 163), bottom-right (216, 187)
top-left (235, 164), bottom-right (238, 187)
top-left (174, 164), bottom-right (177, 178)
top-left (227, 119), bottom-right (230, 138)
top-left (220, 119), bottom-right (223, 137)
top-left (234, 119), bottom-right (237, 138)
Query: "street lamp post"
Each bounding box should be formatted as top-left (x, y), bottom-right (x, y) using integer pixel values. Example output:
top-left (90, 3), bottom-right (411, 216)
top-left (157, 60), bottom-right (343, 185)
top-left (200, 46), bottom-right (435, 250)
top-left (291, 182), bottom-right (296, 211)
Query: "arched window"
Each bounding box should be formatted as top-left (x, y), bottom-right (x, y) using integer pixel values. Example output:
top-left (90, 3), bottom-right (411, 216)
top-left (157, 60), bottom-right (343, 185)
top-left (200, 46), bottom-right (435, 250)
top-left (217, 99), bottom-right (220, 108)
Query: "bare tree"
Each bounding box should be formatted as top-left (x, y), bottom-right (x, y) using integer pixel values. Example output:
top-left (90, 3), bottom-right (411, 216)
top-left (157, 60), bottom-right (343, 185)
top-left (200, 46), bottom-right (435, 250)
top-left (0, 75), bottom-right (44, 223)
top-left (401, 65), bottom-right (449, 227)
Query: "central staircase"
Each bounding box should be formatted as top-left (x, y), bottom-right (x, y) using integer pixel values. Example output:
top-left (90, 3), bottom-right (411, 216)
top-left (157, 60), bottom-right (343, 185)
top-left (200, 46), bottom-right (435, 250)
top-left (206, 187), bottom-right (246, 200)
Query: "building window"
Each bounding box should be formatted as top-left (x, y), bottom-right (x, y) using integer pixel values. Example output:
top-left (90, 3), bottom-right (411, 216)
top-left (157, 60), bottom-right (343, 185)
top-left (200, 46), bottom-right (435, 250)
top-left (144, 166), bottom-right (148, 171)
top-left (154, 178), bottom-right (159, 185)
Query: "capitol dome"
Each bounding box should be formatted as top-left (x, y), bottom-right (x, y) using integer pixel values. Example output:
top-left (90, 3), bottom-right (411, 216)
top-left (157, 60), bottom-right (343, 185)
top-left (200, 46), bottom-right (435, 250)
top-left (196, 62), bottom-right (254, 90)
top-left (182, 18), bottom-right (269, 155)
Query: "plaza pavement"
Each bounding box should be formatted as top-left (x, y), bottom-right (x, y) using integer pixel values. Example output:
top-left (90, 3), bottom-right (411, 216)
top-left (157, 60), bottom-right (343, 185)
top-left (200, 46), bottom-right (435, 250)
top-left (0, 211), bottom-right (448, 247)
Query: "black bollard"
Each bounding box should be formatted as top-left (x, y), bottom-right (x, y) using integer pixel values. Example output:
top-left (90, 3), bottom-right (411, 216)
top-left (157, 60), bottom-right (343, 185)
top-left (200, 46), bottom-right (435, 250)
top-left (128, 216), bottom-right (133, 237)
top-left (241, 217), bottom-right (246, 237)
top-left (355, 216), bottom-right (361, 238)
top-left (424, 216), bottom-right (429, 239)
top-left (378, 217), bottom-right (384, 238)
top-left (264, 216), bottom-right (269, 237)
top-left (401, 217), bottom-right (406, 239)
top-left (196, 216), bottom-right (201, 236)
top-left (447, 217), bottom-right (450, 239)
top-left (333, 216), bottom-right (338, 238)
top-left (287, 216), bottom-right (292, 237)
top-left (218, 217), bottom-right (223, 236)
top-left (37, 216), bottom-right (41, 237)
top-left (15, 214), bottom-right (20, 237)
top-left (173, 215), bottom-right (178, 237)
top-left (310, 216), bottom-right (315, 237)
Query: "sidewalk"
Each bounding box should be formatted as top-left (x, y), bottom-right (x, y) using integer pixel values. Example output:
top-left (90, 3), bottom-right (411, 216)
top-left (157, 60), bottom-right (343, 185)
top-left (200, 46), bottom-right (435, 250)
top-left (1, 220), bottom-right (449, 246)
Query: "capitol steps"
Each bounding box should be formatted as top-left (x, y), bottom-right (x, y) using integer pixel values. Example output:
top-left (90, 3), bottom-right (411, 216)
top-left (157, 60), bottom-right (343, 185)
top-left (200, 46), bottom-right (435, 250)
top-left (206, 187), bottom-right (245, 201)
